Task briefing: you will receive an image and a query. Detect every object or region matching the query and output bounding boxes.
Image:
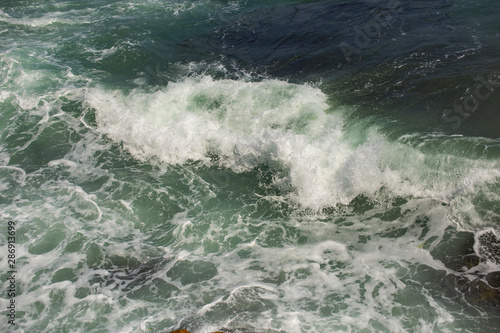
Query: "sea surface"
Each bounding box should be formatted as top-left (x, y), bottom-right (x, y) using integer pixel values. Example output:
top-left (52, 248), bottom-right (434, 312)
top-left (1, 0), bottom-right (500, 332)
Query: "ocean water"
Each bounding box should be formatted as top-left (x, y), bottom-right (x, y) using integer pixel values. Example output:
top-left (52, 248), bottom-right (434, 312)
top-left (1, 0), bottom-right (500, 332)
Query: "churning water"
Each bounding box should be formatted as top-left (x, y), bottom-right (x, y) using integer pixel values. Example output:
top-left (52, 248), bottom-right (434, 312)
top-left (1, 1), bottom-right (500, 332)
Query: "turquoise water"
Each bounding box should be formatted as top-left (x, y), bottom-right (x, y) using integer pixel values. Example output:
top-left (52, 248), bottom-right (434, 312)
top-left (1, 1), bottom-right (500, 332)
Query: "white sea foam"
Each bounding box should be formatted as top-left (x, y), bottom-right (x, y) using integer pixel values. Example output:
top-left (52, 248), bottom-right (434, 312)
top-left (0, 9), bottom-right (93, 27)
top-left (84, 76), bottom-right (500, 211)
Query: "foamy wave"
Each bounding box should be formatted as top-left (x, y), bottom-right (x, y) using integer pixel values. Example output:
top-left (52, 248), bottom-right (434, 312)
top-left (84, 76), bottom-right (500, 210)
top-left (85, 77), bottom-right (365, 208)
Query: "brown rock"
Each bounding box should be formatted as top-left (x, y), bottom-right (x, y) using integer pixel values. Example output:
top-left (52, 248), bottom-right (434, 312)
top-left (468, 279), bottom-right (500, 306)
top-left (170, 331), bottom-right (226, 333)
top-left (486, 271), bottom-right (500, 288)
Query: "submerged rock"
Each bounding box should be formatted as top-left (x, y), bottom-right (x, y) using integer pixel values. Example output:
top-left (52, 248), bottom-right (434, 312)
top-left (465, 273), bottom-right (500, 306)
top-left (486, 271), bottom-right (500, 288)
top-left (430, 229), bottom-right (481, 272)
top-left (430, 227), bottom-right (500, 306)
top-left (476, 230), bottom-right (500, 264)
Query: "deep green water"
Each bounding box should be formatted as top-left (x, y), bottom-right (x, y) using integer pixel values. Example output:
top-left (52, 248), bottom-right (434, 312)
top-left (1, 1), bottom-right (500, 332)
